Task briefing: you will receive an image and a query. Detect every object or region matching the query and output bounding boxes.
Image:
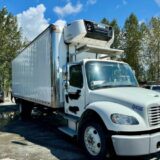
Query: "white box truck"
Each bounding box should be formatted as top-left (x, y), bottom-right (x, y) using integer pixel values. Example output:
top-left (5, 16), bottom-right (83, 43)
top-left (12, 20), bottom-right (160, 159)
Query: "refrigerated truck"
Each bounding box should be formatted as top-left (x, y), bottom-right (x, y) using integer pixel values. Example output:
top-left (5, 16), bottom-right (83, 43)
top-left (12, 20), bottom-right (160, 159)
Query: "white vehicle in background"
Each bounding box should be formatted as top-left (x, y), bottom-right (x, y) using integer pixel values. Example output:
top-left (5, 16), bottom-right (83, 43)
top-left (12, 20), bottom-right (160, 159)
top-left (144, 84), bottom-right (160, 93)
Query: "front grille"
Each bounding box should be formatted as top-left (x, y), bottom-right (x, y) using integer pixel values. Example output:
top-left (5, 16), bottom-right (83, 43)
top-left (148, 106), bottom-right (160, 126)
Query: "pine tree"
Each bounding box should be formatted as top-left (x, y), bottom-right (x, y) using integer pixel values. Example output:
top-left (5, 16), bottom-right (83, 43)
top-left (0, 7), bottom-right (22, 92)
top-left (147, 17), bottom-right (160, 82)
top-left (139, 22), bottom-right (150, 81)
top-left (101, 18), bottom-right (110, 25)
top-left (123, 13), bottom-right (142, 81)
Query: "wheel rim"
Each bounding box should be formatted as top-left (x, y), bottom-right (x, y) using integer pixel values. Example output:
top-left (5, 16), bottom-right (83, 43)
top-left (84, 126), bottom-right (101, 156)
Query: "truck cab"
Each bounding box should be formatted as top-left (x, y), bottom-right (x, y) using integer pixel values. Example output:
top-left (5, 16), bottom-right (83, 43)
top-left (65, 59), bottom-right (138, 117)
top-left (64, 59), bottom-right (160, 159)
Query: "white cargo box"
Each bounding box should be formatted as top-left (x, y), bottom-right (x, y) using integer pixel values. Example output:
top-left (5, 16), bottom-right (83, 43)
top-left (12, 25), bottom-right (66, 108)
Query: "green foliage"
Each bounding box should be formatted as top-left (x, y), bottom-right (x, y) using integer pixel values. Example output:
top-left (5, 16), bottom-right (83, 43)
top-left (0, 7), bottom-right (22, 91)
top-left (101, 18), bottom-right (110, 25)
top-left (147, 17), bottom-right (160, 81)
top-left (123, 13), bottom-right (142, 81)
top-left (139, 22), bottom-right (149, 81)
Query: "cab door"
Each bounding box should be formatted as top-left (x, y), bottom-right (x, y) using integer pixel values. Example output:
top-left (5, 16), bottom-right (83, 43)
top-left (64, 64), bottom-right (85, 117)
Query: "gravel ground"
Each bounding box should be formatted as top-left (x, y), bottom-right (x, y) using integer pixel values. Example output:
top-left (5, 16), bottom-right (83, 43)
top-left (0, 102), bottom-right (160, 160)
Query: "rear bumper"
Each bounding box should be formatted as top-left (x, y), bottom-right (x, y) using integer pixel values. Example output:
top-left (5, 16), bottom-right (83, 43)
top-left (112, 131), bottom-right (160, 156)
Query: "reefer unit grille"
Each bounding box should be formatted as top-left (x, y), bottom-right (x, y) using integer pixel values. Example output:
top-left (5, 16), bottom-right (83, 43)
top-left (148, 106), bottom-right (160, 126)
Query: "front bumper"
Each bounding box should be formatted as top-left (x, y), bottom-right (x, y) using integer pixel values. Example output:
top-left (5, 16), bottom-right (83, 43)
top-left (112, 131), bottom-right (160, 156)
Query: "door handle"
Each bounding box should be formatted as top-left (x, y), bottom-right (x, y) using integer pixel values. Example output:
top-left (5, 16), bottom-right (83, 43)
top-left (68, 89), bottom-right (81, 100)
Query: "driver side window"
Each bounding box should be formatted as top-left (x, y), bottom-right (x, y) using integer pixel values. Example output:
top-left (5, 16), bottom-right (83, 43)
top-left (69, 65), bottom-right (83, 88)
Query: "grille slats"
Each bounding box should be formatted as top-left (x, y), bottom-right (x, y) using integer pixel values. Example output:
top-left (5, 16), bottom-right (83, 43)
top-left (149, 112), bottom-right (160, 115)
top-left (149, 110), bottom-right (160, 112)
top-left (148, 106), bottom-right (160, 126)
top-left (149, 119), bottom-right (160, 122)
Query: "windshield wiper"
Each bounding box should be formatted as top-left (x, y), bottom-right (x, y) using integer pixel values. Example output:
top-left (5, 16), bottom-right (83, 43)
top-left (117, 85), bottom-right (137, 87)
top-left (91, 84), bottom-right (115, 90)
top-left (91, 84), bottom-right (137, 90)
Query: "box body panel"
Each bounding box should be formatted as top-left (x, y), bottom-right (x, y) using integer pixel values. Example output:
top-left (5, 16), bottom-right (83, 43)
top-left (12, 27), bottom-right (52, 106)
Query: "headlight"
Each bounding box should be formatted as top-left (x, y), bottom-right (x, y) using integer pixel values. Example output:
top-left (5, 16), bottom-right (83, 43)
top-left (111, 113), bottom-right (139, 125)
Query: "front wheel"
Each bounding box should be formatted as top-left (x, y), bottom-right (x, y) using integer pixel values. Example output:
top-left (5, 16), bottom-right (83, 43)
top-left (80, 121), bottom-right (110, 160)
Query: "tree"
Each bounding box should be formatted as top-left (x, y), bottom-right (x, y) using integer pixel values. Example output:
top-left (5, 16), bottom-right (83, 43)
top-left (101, 18), bottom-right (110, 25)
top-left (0, 7), bottom-right (22, 92)
top-left (138, 22), bottom-right (150, 81)
top-left (123, 13), bottom-right (142, 81)
top-left (147, 17), bottom-right (160, 81)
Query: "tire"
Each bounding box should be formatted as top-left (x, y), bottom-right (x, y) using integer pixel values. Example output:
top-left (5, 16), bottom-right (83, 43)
top-left (79, 121), bottom-right (110, 160)
top-left (0, 98), bottom-right (4, 103)
top-left (19, 101), bottom-right (33, 120)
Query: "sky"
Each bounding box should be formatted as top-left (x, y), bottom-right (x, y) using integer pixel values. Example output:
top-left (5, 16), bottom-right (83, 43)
top-left (0, 0), bottom-right (160, 41)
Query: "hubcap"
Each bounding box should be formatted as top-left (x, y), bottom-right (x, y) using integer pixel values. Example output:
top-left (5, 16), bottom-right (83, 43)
top-left (84, 126), bottom-right (101, 156)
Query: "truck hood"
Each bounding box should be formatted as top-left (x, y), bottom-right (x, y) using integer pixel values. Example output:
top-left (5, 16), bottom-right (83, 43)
top-left (90, 87), bottom-right (160, 108)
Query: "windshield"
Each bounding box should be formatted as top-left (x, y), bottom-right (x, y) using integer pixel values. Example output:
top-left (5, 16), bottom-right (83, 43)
top-left (85, 61), bottom-right (138, 90)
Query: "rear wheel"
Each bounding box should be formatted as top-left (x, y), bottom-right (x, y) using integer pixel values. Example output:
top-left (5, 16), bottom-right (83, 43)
top-left (0, 98), bottom-right (4, 103)
top-left (80, 121), bottom-right (110, 160)
top-left (19, 101), bottom-right (33, 120)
